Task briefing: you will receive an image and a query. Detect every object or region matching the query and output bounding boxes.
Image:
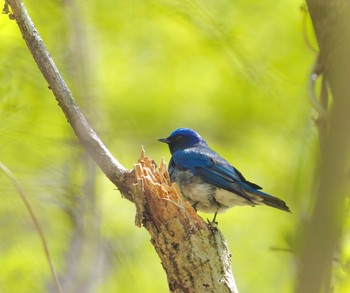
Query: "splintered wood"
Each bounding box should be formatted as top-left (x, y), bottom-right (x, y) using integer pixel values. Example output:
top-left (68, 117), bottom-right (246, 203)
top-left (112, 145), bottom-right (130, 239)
top-left (133, 147), bottom-right (202, 229)
top-left (134, 147), bottom-right (184, 203)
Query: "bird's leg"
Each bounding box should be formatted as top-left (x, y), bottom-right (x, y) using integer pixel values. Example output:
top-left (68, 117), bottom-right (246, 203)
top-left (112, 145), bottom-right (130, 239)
top-left (192, 201), bottom-right (199, 211)
top-left (211, 211), bottom-right (218, 224)
top-left (210, 198), bottom-right (220, 223)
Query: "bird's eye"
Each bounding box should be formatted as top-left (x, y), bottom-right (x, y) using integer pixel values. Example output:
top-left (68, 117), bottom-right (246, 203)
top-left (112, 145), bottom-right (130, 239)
top-left (175, 135), bottom-right (183, 141)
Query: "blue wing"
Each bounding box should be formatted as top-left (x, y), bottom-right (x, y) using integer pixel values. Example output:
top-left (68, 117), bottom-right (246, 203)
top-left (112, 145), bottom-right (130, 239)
top-left (171, 147), bottom-right (255, 202)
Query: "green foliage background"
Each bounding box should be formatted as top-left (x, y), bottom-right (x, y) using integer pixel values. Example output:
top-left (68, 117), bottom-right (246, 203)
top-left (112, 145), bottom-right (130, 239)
top-left (1, 0), bottom-right (349, 292)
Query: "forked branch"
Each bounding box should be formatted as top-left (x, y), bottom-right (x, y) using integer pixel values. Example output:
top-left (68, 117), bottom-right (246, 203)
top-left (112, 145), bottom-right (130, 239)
top-left (4, 0), bottom-right (238, 292)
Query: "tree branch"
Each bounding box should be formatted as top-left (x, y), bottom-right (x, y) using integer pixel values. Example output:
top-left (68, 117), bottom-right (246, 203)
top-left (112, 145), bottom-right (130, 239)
top-left (4, 0), bottom-right (238, 292)
top-left (4, 0), bottom-right (128, 191)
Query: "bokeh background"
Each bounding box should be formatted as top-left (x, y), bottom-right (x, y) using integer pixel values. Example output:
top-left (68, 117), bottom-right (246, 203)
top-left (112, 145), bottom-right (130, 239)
top-left (1, 0), bottom-right (348, 292)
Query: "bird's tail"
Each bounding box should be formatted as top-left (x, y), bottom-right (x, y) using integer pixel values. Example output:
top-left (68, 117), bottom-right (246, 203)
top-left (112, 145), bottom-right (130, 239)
top-left (245, 186), bottom-right (291, 213)
top-left (258, 193), bottom-right (291, 213)
top-left (241, 181), bottom-right (291, 212)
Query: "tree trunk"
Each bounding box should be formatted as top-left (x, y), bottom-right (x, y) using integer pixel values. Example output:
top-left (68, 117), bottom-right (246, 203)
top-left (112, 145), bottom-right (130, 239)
top-left (295, 1), bottom-right (350, 292)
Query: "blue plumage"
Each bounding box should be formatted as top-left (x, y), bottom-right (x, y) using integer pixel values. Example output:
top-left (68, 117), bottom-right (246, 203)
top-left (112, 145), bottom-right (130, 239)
top-left (159, 128), bottom-right (290, 220)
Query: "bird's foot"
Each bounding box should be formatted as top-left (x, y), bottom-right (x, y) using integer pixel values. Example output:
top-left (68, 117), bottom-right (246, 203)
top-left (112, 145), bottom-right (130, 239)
top-left (207, 212), bottom-right (218, 226)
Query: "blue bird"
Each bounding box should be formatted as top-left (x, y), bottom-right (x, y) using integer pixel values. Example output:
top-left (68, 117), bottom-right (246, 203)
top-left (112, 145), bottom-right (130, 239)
top-left (159, 128), bottom-right (290, 221)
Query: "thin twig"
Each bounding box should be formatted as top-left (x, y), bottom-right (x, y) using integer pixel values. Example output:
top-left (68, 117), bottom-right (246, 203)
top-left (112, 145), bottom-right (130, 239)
top-left (300, 4), bottom-right (318, 53)
top-left (0, 162), bottom-right (63, 293)
top-left (308, 55), bottom-right (328, 121)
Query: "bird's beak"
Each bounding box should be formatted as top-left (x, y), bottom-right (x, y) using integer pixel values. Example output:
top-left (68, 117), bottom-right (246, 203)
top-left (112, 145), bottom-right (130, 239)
top-left (158, 137), bottom-right (170, 144)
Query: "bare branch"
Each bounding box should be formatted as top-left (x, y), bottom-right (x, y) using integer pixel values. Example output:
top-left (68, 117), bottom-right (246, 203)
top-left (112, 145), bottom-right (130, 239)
top-left (4, 0), bottom-right (239, 291)
top-left (5, 0), bottom-right (128, 191)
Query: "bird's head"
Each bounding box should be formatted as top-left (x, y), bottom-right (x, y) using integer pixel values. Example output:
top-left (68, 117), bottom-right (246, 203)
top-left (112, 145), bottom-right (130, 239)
top-left (159, 128), bottom-right (207, 153)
